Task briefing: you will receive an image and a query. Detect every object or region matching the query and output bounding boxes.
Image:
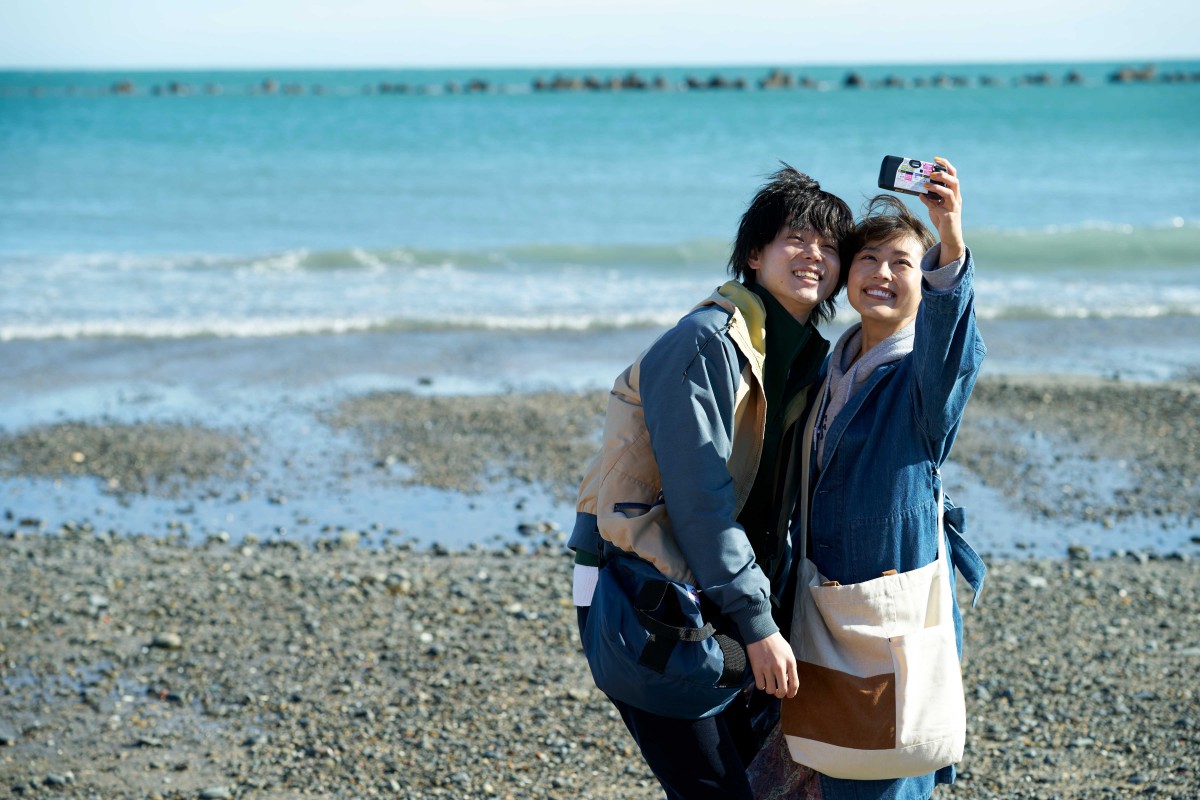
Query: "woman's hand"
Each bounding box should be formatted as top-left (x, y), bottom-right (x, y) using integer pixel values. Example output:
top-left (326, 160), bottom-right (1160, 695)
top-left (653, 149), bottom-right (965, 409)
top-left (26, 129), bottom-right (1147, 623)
top-left (746, 631), bottom-right (799, 699)
top-left (920, 157), bottom-right (965, 266)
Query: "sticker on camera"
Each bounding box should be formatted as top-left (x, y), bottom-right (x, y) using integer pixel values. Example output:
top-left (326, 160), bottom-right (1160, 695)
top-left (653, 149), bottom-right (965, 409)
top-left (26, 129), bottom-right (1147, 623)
top-left (893, 159), bottom-right (936, 195)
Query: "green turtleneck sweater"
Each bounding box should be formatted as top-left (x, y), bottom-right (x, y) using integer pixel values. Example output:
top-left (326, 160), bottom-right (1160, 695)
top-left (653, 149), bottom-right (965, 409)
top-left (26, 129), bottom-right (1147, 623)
top-left (737, 283), bottom-right (829, 569)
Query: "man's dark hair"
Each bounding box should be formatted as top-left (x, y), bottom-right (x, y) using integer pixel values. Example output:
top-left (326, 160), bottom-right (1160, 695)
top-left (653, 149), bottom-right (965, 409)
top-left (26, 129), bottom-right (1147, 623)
top-left (851, 194), bottom-right (937, 255)
top-left (728, 164), bottom-right (854, 325)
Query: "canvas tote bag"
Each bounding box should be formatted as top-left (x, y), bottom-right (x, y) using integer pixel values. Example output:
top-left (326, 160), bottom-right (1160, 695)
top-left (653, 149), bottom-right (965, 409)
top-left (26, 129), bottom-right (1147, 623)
top-left (780, 409), bottom-right (966, 780)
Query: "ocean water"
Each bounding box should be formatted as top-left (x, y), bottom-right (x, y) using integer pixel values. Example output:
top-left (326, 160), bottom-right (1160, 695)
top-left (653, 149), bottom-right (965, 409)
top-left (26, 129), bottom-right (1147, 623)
top-left (2, 63), bottom-right (1199, 555)
top-left (2, 61), bottom-right (1199, 344)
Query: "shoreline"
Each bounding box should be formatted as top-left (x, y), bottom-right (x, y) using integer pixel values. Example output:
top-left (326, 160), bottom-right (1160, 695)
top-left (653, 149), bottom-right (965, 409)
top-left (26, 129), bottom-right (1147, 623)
top-left (5, 316), bottom-right (1200, 415)
top-left (1, 531), bottom-right (1196, 798)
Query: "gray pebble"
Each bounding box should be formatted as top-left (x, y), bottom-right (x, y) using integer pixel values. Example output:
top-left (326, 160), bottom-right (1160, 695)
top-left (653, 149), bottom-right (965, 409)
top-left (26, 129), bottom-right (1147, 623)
top-left (2, 454), bottom-right (1198, 800)
top-left (151, 632), bottom-right (183, 649)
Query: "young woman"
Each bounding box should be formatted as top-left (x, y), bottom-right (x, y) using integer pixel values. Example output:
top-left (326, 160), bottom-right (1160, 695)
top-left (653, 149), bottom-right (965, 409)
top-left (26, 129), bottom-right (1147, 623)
top-left (750, 158), bottom-right (988, 799)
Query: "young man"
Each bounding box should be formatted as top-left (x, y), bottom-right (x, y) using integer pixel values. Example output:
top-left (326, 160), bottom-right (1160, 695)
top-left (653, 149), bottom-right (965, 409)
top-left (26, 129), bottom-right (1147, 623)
top-left (569, 166), bottom-right (854, 800)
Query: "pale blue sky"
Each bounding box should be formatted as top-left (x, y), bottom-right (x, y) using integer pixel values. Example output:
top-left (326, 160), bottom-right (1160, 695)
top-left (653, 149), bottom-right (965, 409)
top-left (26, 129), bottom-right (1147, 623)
top-left (1, 0), bottom-right (1195, 69)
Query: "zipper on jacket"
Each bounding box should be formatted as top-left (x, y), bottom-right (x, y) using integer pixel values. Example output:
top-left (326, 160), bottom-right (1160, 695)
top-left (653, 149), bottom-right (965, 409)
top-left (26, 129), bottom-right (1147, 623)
top-left (680, 318), bottom-right (735, 382)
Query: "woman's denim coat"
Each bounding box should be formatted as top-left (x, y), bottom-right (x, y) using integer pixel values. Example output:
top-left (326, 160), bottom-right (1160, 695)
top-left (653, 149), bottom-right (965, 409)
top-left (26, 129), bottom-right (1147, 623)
top-left (799, 247), bottom-right (987, 800)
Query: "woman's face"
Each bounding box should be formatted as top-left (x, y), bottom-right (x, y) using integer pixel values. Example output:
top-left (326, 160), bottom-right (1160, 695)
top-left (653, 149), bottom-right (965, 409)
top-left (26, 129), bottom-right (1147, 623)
top-left (847, 234), bottom-right (925, 331)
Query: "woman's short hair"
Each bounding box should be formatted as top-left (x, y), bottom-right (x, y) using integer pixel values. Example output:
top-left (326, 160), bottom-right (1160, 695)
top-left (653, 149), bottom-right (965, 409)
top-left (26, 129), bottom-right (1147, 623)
top-left (728, 164), bottom-right (854, 325)
top-left (851, 195), bottom-right (937, 256)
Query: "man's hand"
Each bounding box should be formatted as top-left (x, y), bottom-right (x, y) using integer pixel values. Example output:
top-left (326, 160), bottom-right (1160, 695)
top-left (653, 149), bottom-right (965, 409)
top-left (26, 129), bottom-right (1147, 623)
top-left (745, 631), bottom-right (798, 699)
top-left (921, 157), bottom-right (965, 266)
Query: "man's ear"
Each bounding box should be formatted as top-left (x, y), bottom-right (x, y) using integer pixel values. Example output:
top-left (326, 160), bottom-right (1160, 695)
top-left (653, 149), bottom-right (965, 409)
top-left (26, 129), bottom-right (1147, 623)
top-left (747, 249), bottom-right (760, 271)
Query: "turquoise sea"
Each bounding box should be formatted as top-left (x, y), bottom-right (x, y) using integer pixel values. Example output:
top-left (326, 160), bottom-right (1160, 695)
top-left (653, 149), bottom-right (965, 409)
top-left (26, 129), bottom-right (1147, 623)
top-left (2, 62), bottom-right (1199, 555)
top-left (1, 62), bottom-right (1199, 341)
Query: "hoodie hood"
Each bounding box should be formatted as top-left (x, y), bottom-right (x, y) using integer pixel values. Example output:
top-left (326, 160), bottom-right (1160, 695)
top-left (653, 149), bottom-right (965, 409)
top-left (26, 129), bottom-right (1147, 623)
top-left (816, 320), bottom-right (916, 466)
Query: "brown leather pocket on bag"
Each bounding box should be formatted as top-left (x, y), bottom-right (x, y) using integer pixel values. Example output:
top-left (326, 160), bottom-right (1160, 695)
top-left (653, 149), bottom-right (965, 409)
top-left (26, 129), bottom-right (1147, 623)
top-left (781, 661), bottom-right (896, 750)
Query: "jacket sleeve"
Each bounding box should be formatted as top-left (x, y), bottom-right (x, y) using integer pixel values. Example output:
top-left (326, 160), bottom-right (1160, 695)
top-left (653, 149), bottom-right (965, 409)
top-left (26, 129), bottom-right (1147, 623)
top-left (912, 244), bottom-right (987, 457)
top-left (637, 317), bottom-right (778, 645)
top-left (569, 447), bottom-right (603, 559)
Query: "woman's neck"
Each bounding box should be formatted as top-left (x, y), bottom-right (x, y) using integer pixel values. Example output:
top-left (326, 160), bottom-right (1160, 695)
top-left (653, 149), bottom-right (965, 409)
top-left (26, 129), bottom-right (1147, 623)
top-left (851, 319), bottom-right (910, 367)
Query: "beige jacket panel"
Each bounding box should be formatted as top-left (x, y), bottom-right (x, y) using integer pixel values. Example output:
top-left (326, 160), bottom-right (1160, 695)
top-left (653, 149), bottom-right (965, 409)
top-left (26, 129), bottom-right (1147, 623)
top-left (580, 281), bottom-right (769, 584)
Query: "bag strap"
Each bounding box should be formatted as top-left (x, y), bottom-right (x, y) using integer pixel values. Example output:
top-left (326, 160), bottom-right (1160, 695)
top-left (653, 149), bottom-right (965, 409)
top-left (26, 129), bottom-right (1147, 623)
top-left (794, 400), bottom-right (947, 567)
top-left (633, 582), bottom-right (717, 673)
top-left (773, 383), bottom-right (816, 566)
top-left (934, 472), bottom-right (947, 566)
top-left (795, 393), bottom-right (821, 563)
top-left (634, 610), bottom-right (717, 643)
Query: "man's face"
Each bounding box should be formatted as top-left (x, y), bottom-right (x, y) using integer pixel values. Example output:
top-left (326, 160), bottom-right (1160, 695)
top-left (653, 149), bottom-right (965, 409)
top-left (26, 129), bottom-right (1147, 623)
top-left (747, 226), bottom-right (841, 322)
top-left (847, 234), bottom-right (925, 330)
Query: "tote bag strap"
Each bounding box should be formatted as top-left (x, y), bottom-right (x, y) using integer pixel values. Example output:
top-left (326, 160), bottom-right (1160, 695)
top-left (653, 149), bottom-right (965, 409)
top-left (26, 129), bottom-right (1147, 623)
top-left (788, 388), bottom-right (947, 567)
top-left (772, 388), bottom-right (820, 563)
top-left (934, 471), bottom-right (947, 566)
top-left (774, 385), bottom-right (820, 563)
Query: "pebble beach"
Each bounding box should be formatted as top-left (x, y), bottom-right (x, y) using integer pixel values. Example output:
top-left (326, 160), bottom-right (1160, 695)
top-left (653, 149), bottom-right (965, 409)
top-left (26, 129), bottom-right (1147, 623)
top-left (2, 374), bottom-right (1199, 799)
top-left (5, 52), bottom-right (1200, 798)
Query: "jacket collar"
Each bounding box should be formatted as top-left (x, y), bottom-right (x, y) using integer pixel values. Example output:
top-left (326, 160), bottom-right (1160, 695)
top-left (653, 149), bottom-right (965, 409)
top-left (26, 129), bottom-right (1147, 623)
top-left (695, 280), bottom-right (767, 376)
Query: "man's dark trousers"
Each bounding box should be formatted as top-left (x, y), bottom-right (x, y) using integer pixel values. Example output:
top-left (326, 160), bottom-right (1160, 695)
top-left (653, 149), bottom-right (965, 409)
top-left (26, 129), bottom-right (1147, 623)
top-left (577, 606), bottom-right (758, 800)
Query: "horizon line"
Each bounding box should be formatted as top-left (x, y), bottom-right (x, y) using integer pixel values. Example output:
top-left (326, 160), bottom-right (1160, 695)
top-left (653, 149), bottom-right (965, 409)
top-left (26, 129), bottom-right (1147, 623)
top-left (2, 55), bottom-right (1197, 73)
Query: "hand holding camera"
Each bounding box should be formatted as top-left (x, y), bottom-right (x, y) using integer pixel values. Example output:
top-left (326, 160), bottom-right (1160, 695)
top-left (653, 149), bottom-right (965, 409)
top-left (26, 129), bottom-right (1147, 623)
top-left (879, 155), bottom-right (964, 265)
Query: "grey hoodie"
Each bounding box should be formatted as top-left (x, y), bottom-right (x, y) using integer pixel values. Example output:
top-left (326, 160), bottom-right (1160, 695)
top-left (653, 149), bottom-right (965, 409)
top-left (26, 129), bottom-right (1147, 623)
top-left (815, 247), bottom-right (965, 467)
top-left (815, 323), bottom-right (915, 467)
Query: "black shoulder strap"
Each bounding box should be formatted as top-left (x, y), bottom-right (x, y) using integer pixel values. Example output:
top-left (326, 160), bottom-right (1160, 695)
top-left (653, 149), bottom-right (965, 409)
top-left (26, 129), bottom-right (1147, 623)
top-left (632, 579), bottom-right (716, 673)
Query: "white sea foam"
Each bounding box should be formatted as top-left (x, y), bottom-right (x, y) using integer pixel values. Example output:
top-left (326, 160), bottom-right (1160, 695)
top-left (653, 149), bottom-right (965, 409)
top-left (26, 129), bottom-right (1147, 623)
top-left (0, 316), bottom-right (389, 342)
top-left (4, 225), bottom-right (1200, 343)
